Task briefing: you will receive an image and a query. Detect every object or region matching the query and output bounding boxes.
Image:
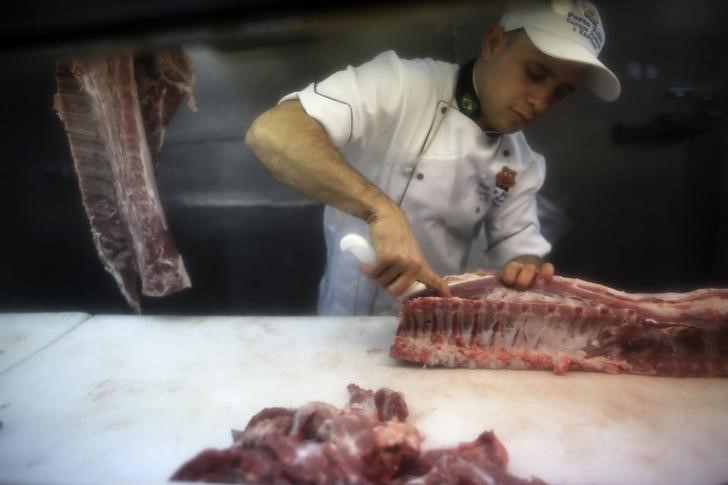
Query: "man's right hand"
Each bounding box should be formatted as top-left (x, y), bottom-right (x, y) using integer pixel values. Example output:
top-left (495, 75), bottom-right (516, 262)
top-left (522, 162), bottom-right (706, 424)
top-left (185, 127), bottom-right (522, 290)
top-left (360, 202), bottom-right (451, 299)
top-left (246, 101), bottom-right (449, 299)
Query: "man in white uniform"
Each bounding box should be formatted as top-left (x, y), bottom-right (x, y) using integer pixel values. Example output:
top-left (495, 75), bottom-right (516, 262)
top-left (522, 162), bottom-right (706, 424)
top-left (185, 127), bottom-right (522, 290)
top-left (246, 0), bottom-right (620, 315)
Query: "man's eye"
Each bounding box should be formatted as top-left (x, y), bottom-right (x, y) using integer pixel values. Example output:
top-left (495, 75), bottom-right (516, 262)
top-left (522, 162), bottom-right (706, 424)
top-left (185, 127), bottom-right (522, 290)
top-left (525, 68), bottom-right (545, 82)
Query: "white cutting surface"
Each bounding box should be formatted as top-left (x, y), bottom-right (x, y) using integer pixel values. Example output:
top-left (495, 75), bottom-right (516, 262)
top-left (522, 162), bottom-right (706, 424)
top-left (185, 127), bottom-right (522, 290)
top-left (0, 314), bottom-right (727, 485)
top-left (0, 312), bottom-right (89, 373)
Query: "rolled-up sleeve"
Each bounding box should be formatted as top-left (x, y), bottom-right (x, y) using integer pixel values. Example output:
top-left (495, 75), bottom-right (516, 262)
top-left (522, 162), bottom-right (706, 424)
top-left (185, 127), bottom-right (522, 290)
top-left (279, 50), bottom-right (406, 149)
top-left (484, 154), bottom-right (552, 268)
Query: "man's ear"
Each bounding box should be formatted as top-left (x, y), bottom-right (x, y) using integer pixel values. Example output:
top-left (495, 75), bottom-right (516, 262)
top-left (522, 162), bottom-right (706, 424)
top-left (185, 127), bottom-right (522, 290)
top-left (481, 25), bottom-right (507, 61)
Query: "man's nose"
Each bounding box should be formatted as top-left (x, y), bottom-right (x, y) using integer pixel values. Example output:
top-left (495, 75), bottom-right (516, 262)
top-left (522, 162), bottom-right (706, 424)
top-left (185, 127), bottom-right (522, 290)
top-left (527, 86), bottom-right (552, 114)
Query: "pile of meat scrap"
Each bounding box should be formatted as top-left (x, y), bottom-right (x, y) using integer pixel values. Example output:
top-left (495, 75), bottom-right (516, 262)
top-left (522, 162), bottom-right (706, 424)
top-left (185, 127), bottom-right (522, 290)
top-left (54, 48), bottom-right (195, 312)
top-left (170, 384), bottom-right (547, 484)
top-left (391, 273), bottom-right (728, 377)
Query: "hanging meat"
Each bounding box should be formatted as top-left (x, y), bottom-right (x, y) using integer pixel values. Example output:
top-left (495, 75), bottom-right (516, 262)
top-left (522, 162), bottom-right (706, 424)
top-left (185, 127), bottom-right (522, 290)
top-left (54, 48), bottom-right (195, 312)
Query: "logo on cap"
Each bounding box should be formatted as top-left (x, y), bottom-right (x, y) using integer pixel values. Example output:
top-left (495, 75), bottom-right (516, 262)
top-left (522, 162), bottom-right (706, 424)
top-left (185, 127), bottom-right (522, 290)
top-left (584, 7), bottom-right (599, 26)
top-left (566, 1), bottom-right (604, 52)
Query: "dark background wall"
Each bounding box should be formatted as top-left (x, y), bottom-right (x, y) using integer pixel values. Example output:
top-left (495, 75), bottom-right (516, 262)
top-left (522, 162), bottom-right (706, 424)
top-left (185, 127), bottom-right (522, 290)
top-left (1, 0), bottom-right (727, 315)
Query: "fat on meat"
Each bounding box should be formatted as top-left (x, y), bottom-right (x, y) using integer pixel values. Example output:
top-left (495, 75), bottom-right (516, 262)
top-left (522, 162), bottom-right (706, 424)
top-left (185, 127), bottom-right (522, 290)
top-left (391, 273), bottom-right (728, 377)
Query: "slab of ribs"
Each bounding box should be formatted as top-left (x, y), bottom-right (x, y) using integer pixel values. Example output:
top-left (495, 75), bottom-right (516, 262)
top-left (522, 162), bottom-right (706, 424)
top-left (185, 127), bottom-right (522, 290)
top-left (171, 384), bottom-right (546, 484)
top-left (392, 273), bottom-right (728, 377)
top-left (53, 48), bottom-right (195, 312)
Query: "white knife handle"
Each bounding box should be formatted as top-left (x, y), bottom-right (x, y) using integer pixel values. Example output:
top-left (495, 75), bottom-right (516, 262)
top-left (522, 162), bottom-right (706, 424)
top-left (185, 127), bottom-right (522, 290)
top-left (340, 233), bottom-right (426, 300)
top-left (340, 234), bottom-right (376, 264)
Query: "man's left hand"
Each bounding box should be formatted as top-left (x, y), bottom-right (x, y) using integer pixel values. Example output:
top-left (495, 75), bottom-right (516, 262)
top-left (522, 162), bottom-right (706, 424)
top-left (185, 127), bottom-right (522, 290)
top-left (499, 255), bottom-right (554, 290)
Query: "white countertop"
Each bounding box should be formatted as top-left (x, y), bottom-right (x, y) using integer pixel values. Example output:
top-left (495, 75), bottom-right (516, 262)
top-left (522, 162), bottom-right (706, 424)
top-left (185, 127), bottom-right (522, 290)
top-left (0, 313), bottom-right (727, 484)
top-left (0, 312), bottom-right (89, 373)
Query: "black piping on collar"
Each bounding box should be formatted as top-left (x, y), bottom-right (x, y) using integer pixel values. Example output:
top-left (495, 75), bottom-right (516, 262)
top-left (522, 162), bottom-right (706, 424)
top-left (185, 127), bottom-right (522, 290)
top-left (456, 58), bottom-right (501, 139)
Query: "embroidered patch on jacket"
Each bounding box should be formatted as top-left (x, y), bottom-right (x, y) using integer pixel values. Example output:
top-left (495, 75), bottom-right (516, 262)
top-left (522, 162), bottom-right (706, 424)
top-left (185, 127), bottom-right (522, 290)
top-left (477, 181), bottom-right (491, 202)
top-left (495, 166), bottom-right (518, 191)
top-left (490, 166), bottom-right (518, 208)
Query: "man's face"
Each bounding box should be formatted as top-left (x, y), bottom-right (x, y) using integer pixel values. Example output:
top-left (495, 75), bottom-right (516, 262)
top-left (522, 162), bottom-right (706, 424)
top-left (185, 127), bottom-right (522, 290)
top-left (475, 28), bottom-right (588, 133)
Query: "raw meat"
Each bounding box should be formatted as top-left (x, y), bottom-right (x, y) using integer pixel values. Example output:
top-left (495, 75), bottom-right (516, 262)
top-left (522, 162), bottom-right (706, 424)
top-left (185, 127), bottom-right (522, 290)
top-left (54, 49), bottom-right (194, 312)
top-left (170, 384), bottom-right (546, 484)
top-left (391, 274), bottom-right (728, 376)
top-left (134, 48), bottom-right (196, 170)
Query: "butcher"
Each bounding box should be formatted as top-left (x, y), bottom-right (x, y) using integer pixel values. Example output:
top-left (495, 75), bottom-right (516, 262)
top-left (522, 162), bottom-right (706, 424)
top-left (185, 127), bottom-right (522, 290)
top-left (245, 0), bottom-right (621, 315)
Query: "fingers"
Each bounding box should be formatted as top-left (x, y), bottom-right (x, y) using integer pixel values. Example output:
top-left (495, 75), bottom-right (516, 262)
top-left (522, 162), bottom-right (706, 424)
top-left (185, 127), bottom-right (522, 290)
top-left (361, 258), bottom-right (448, 298)
top-left (418, 265), bottom-right (451, 297)
top-left (499, 261), bottom-right (525, 288)
top-left (367, 263), bottom-right (405, 289)
top-left (360, 205), bottom-right (449, 298)
top-left (360, 258), bottom-right (414, 297)
top-left (361, 250), bottom-right (425, 291)
top-left (536, 262), bottom-right (555, 286)
top-left (500, 260), bottom-right (554, 290)
top-left (379, 266), bottom-right (418, 297)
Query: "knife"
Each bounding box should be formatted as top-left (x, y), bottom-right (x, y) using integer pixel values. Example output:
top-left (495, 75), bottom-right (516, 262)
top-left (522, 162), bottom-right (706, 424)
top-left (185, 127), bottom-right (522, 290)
top-left (340, 234), bottom-right (427, 301)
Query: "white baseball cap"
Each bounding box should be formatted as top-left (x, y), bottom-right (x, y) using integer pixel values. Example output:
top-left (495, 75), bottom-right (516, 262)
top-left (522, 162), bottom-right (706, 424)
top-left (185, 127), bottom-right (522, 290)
top-left (500, 0), bottom-right (621, 101)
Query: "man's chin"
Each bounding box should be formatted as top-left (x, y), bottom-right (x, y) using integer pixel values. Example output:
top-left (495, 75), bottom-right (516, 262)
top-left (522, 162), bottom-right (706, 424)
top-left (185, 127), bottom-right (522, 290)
top-left (483, 116), bottom-right (525, 134)
top-left (495, 123), bottom-right (522, 134)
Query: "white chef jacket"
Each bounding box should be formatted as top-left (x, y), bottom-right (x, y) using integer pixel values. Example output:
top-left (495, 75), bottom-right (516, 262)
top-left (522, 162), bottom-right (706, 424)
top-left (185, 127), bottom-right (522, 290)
top-left (280, 50), bottom-right (551, 316)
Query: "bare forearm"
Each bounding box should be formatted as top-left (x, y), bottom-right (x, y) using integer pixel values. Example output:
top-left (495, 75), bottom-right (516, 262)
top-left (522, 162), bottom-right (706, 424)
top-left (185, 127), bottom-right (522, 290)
top-left (245, 100), bottom-right (393, 221)
top-left (246, 100), bottom-right (450, 298)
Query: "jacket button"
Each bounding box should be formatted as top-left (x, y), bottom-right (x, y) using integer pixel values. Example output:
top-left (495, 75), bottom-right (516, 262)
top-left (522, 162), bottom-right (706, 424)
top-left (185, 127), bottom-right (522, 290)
top-left (503, 149), bottom-right (510, 157)
top-left (441, 106), bottom-right (447, 114)
top-left (416, 173), bottom-right (424, 180)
